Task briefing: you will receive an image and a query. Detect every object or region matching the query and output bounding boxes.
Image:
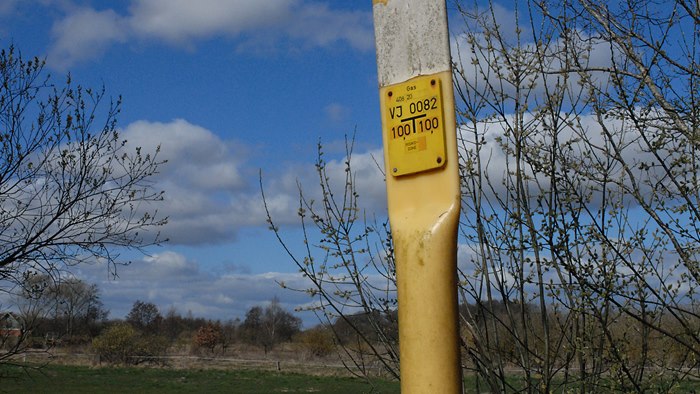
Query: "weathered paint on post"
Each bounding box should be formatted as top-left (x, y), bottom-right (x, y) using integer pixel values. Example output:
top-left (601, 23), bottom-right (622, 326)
top-left (373, 0), bottom-right (452, 86)
top-left (372, 1), bottom-right (462, 393)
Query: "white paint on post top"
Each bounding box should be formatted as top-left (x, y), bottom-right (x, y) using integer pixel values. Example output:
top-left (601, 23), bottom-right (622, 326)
top-left (372, 0), bottom-right (451, 87)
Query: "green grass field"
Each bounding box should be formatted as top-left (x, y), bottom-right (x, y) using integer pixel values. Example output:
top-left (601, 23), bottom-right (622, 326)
top-left (4, 363), bottom-right (700, 393)
top-left (0, 364), bottom-right (400, 394)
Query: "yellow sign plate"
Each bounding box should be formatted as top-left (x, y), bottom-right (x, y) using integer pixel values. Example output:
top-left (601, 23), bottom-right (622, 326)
top-left (382, 75), bottom-right (447, 177)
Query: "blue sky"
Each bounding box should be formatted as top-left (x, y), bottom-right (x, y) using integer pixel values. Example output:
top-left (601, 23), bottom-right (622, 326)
top-left (1, 0), bottom-right (391, 325)
top-left (2, 0), bottom-right (688, 328)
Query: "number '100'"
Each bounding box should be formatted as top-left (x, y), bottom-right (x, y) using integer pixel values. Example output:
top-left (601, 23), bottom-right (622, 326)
top-left (391, 116), bottom-right (440, 139)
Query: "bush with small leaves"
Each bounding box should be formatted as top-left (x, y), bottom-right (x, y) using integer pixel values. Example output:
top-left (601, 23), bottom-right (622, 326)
top-left (92, 322), bottom-right (168, 365)
top-left (295, 326), bottom-right (335, 358)
top-left (92, 323), bottom-right (137, 364)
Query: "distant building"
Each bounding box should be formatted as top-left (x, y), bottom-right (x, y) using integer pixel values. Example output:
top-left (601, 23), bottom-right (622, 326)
top-left (0, 312), bottom-right (22, 338)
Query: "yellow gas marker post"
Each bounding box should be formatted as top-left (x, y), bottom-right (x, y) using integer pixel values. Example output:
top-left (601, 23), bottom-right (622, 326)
top-left (372, 1), bottom-right (462, 393)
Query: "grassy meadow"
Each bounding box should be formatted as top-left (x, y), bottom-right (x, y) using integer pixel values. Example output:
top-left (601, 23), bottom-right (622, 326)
top-left (3, 362), bottom-right (700, 393)
top-left (0, 363), bottom-right (399, 394)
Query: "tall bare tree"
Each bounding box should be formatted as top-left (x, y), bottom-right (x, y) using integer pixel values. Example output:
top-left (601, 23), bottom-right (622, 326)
top-left (241, 297), bottom-right (301, 354)
top-left (0, 45), bottom-right (165, 361)
top-left (126, 300), bottom-right (162, 334)
top-left (0, 45), bottom-right (165, 287)
top-left (19, 275), bottom-right (107, 342)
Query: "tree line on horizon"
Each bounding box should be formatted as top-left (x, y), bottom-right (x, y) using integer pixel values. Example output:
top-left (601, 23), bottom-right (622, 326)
top-left (3, 275), bottom-right (312, 363)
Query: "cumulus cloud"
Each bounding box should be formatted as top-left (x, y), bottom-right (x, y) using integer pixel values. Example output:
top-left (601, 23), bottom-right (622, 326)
top-left (285, 3), bottom-right (374, 51)
top-left (72, 250), bottom-right (318, 324)
top-left (450, 3), bottom-right (614, 106)
top-left (123, 119), bottom-right (245, 191)
top-left (260, 146), bottom-right (387, 226)
top-left (119, 119), bottom-right (386, 245)
top-left (127, 0), bottom-right (295, 44)
top-left (457, 109), bottom-right (673, 208)
top-left (121, 119), bottom-right (267, 245)
top-left (49, 8), bottom-right (128, 69)
top-left (47, 1), bottom-right (373, 69)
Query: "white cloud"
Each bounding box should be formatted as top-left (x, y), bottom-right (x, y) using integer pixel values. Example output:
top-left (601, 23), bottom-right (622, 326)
top-left (325, 148), bottom-right (387, 209)
top-left (72, 250), bottom-right (318, 325)
top-left (324, 102), bottom-right (350, 123)
top-left (119, 119), bottom-right (387, 246)
top-left (455, 2), bottom-right (530, 43)
top-left (121, 119), bottom-right (255, 245)
top-left (64, 248), bottom-right (400, 327)
top-left (260, 147), bottom-right (387, 226)
top-left (47, 1), bottom-right (373, 69)
top-left (123, 119), bottom-right (245, 191)
top-left (451, 17), bottom-right (614, 106)
top-left (49, 7), bottom-right (128, 69)
top-left (127, 0), bottom-right (295, 44)
top-left (456, 108), bottom-right (678, 209)
top-left (141, 251), bottom-right (199, 277)
top-left (286, 3), bottom-right (374, 51)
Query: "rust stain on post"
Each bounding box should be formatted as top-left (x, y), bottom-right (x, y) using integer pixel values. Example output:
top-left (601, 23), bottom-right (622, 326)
top-left (373, 0), bottom-right (388, 4)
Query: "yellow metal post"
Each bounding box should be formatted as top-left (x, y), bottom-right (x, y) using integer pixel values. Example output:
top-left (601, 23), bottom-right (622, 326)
top-left (372, 1), bottom-right (462, 393)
